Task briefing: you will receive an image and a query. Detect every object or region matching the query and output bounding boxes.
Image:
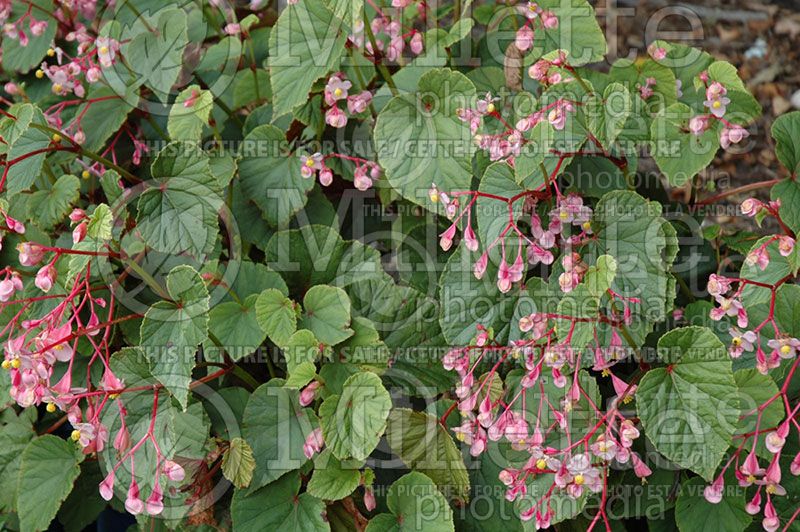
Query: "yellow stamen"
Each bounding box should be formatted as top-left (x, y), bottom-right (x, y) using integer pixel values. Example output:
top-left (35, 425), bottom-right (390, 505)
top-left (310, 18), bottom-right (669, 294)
top-left (559, 210), bottom-right (569, 220)
top-left (305, 158), bottom-right (315, 168)
top-left (99, 46), bottom-right (109, 55)
top-left (781, 345), bottom-right (791, 355)
top-left (333, 87), bottom-right (343, 97)
top-left (766, 485), bottom-right (777, 495)
top-left (52, 83), bottom-right (63, 93)
top-left (536, 458), bottom-right (547, 470)
top-left (47, 48), bottom-right (55, 57)
top-left (1, 361), bottom-right (9, 370)
top-left (52, 133), bottom-right (62, 143)
top-left (70, 430), bottom-right (81, 441)
top-left (456, 431), bottom-right (466, 442)
top-left (582, 221), bottom-right (592, 231)
top-left (574, 474), bottom-right (585, 485)
top-left (46, 403), bottom-right (56, 413)
top-left (712, 101), bottom-right (722, 109)
top-left (486, 103), bottom-right (495, 114)
top-left (731, 337), bottom-right (742, 347)
top-left (11, 359), bottom-right (20, 369)
top-left (35, 69), bottom-right (45, 79)
top-left (81, 170), bottom-right (91, 179)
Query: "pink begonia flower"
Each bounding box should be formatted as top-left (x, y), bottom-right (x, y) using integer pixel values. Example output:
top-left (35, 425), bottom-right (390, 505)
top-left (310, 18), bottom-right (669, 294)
top-left (319, 167), bottom-right (333, 187)
top-left (765, 422), bottom-right (790, 453)
top-left (145, 482), bottom-right (164, 515)
top-left (688, 115), bottom-right (709, 136)
top-left (704, 81), bottom-right (730, 118)
top-left (72, 221), bottom-right (87, 244)
top-left (540, 10), bottom-right (558, 29)
top-left (163, 460), bottom-right (186, 481)
top-left (17, 242), bottom-right (45, 266)
top-left (763, 498), bottom-right (780, 532)
top-left (745, 490), bottom-right (761, 515)
top-left (728, 327), bottom-right (756, 358)
top-left (745, 245), bottom-right (770, 271)
top-left (99, 471), bottom-right (115, 501)
top-left (0, 273), bottom-right (23, 302)
top-left (648, 44), bottom-right (667, 60)
top-left (325, 106), bottom-right (348, 128)
top-left (740, 198), bottom-right (763, 217)
top-left (5, 214), bottom-right (25, 233)
top-left (631, 452), bottom-right (652, 479)
top-left (768, 337), bottom-right (800, 360)
top-left (125, 480), bottom-right (144, 515)
top-left (515, 25), bottom-right (534, 51)
top-left (778, 236), bottom-right (795, 257)
top-left (703, 475), bottom-right (724, 503)
top-left (463, 224), bottom-right (479, 251)
top-left (35, 264), bottom-right (57, 292)
top-left (409, 32), bottom-right (423, 55)
top-left (473, 252), bottom-right (488, 279)
top-left (720, 124), bottom-right (749, 149)
top-left (363, 486), bottom-right (376, 511)
top-left (299, 380), bottom-right (320, 406)
top-left (324, 75), bottom-right (352, 105)
top-left (303, 427), bottom-right (324, 459)
top-left (347, 91), bottom-right (373, 114)
top-left (707, 273), bottom-right (733, 296)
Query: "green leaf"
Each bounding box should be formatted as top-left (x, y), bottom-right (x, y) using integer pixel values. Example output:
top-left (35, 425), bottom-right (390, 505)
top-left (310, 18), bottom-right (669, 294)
top-left (222, 437), bottom-right (256, 489)
top-left (529, 0), bottom-right (607, 66)
top-left (255, 288), bottom-right (298, 346)
top-left (282, 329), bottom-right (330, 373)
top-left (0, 412), bottom-right (35, 512)
top-left (2, 0), bottom-right (57, 72)
top-left (319, 372), bottom-right (391, 461)
top-left (57, 461), bottom-right (107, 532)
top-left (123, 8), bottom-right (188, 102)
top-left (268, 0), bottom-right (348, 118)
top-left (771, 179), bottom-right (800, 235)
top-left (771, 111), bottom-right (800, 175)
top-left (374, 68), bottom-right (477, 211)
top-left (365, 472), bottom-right (454, 532)
top-left (242, 382), bottom-right (315, 491)
top-left (139, 265), bottom-right (210, 408)
top-left (285, 361), bottom-right (318, 389)
top-left (651, 103), bottom-right (719, 186)
top-left (207, 295), bottom-right (266, 362)
top-left (17, 435), bottom-right (83, 532)
top-left (25, 174), bottom-right (80, 230)
top-left (265, 225), bottom-right (385, 292)
top-left (636, 327), bottom-right (740, 481)
top-left (589, 190), bottom-right (678, 334)
top-left (238, 125), bottom-right (312, 227)
top-left (588, 83), bottom-right (632, 148)
top-left (674, 477), bottom-right (751, 532)
top-left (307, 449), bottom-right (363, 501)
top-left (168, 85), bottom-right (213, 141)
top-left (232, 471), bottom-right (329, 532)
top-left (300, 285), bottom-right (354, 346)
top-left (583, 254), bottom-right (617, 297)
top-left (136, 142), bottom-right (223, 257)
top-left (5, 105), bottom-right (50, 197)
top-left (384, 408), bottom-right (471, 504)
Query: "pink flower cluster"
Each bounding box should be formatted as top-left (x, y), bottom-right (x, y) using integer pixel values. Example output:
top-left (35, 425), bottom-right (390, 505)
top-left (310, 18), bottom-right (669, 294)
top-left (2, 3), bottom-right (48, 48)
top-left (352, 16), bottom-right (423, 61)
top-left (514, 2), bottom-right (559, 52)
top-left (298, 151), bottom-right (382, 191)
top-left (442, 319), bottom-right (648, 525)
top-left (322, 73), bottom-right (373, 129)
top-left (687, 79), bottom-right (750, 150)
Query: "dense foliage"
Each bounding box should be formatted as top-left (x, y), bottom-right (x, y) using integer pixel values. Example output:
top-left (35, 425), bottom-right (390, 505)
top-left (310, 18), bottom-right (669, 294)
top-left (1, 0), bottom-right (800, 531)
